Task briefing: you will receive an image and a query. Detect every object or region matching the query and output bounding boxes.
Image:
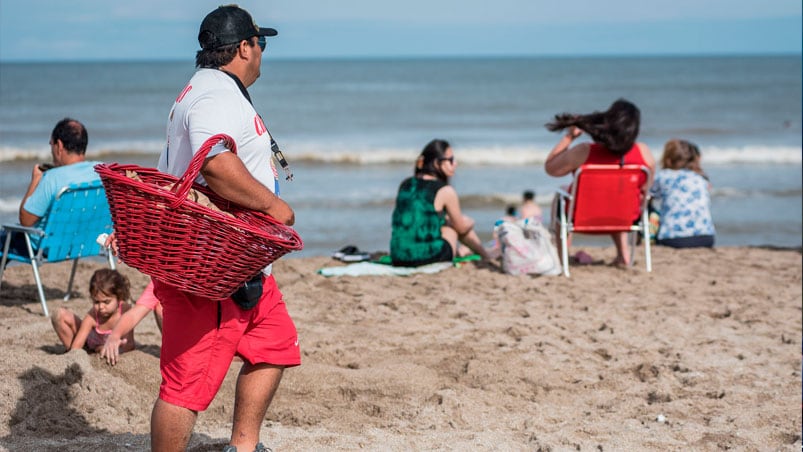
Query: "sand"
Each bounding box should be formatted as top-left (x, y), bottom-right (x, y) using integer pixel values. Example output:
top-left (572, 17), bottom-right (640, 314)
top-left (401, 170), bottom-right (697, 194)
top-left (0, 245), bottom-right (800, 451)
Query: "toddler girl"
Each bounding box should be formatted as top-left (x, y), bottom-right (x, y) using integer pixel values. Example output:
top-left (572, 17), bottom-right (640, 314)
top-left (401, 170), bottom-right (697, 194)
top-left (51, 268), bottom-right (135, 354)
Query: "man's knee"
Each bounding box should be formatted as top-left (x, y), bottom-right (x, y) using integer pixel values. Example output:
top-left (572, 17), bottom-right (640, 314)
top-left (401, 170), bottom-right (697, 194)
top-left (242, 362), bottom-right (286, 376)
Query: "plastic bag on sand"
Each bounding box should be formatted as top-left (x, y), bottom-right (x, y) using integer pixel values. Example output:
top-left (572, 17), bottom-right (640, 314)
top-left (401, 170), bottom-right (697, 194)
top-left (496, 218), bottom-right (562, 276)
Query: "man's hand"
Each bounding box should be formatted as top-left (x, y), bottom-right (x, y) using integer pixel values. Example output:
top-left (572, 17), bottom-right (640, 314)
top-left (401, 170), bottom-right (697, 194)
top-left (99, 232), bottom-right (119, 256)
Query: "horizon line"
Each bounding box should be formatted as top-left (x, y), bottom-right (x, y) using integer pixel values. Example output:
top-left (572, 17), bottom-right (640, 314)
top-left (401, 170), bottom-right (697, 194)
top-left (1, 51), bottom-right (800, 65)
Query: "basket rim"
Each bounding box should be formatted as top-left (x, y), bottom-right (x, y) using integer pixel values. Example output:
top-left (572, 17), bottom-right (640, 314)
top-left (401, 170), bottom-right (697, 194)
top-left (95, 162), bottom-right (303, 250)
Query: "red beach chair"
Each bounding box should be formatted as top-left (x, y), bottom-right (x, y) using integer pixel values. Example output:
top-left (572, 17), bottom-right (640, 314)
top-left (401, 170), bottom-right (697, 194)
top-left (555, 164), bottom-right (652, 277)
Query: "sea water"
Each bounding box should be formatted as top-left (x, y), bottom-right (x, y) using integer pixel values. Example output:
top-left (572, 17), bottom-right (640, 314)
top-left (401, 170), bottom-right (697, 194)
top-left (1, 56), bottom-right (800, 257)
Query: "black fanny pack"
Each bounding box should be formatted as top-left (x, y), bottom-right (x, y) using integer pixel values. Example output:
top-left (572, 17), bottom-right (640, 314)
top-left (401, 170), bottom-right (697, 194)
top-left (231, 273), bottom-right (263, 310)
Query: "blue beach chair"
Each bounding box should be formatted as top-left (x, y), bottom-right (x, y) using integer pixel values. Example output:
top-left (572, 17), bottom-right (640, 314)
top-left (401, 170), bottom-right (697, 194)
top-left (0, 180), bottom-right (116, 317)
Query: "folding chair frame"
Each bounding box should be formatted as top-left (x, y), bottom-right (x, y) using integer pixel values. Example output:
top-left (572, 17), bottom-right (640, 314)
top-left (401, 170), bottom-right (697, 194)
top-left (0, 181), bottom-right (115, 316)
top-left (556, 165), bottom-right (652, 277)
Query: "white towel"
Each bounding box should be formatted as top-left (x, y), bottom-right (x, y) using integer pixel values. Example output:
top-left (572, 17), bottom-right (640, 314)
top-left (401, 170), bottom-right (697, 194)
top-left (317, 261), bottom-right (453, 277)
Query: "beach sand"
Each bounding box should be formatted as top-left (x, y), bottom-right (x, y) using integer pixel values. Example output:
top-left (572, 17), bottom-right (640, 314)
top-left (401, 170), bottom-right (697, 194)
top-left (0, 246), bottom-right (800, 451)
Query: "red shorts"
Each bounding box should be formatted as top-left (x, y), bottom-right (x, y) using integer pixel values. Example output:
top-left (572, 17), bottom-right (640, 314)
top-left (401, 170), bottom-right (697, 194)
top-left (153, 274), bottom-right (300, 411)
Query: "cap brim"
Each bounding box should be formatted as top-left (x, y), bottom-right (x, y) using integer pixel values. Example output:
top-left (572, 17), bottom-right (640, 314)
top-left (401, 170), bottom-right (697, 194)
top-left (257, 27), bottom-right (278, 37)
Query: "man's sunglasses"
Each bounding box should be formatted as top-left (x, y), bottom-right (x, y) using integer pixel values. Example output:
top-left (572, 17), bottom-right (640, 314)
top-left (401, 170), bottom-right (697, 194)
top-left (257, 35), bottom-right (266, 51)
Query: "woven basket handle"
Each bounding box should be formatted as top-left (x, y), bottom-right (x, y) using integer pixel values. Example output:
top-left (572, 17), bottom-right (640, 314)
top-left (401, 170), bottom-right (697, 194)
top-left (169, 134), bottom-right (237, 209)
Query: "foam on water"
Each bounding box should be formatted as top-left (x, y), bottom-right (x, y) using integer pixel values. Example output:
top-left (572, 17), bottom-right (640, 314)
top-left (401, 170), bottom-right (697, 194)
top-left (2, 56), bottom-right (800, 252)
top-left (3, 142), bottom-right (799, 165)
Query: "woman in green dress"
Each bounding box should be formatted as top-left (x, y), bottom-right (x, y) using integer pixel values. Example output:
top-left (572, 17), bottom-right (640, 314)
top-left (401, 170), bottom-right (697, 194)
top-left (390, 139), bottom-right (491, 267)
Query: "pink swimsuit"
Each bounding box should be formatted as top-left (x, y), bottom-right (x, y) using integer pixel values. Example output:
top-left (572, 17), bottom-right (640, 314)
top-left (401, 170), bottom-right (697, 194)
top-left (84, 304), bottom-right (122, 350)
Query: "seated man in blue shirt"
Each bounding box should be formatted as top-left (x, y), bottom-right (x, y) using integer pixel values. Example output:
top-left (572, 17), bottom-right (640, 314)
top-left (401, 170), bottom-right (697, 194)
top-left (2, 118), bottom-right (101, 255)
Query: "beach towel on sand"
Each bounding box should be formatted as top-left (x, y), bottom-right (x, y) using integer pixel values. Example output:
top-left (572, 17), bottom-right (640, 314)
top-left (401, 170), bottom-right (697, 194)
top-left (317, 254), bottom-right (480, 277)
top-left (317, 261), bottom-right (453, 277)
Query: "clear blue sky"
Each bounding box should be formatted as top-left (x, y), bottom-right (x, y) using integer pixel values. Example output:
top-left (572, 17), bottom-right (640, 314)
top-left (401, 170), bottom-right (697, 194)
top-left (1, 0), bottom-right (800, 61)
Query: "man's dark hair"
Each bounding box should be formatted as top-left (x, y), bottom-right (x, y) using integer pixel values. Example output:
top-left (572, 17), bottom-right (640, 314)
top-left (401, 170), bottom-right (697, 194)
top-left (51, 118), bottom-right (88, 155)
top-left (523, 190), bottom-right (535, 201)
top-left (196, 39), bottom-right (254, 68)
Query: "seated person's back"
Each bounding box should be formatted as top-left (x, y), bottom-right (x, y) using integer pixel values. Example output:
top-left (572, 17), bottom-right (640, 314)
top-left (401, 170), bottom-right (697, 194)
top-left (518, 190), bottom-right (543, 222)
top-left (650, 139), bottom-right (715, 248)
top-left (543, 99), bottom-right (655, 266)
top-left (391, 139), bottom-right (491, 266)
top-left (391, 177), bottom-right (450, 265)
top-left (2, 118), bottom-right (101, 255)
top-left (20, 118), bottom-right (101, 228)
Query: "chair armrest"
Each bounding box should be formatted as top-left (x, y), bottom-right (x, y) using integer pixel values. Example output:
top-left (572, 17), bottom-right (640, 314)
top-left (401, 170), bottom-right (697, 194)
top-left (555, 188), bottom-right (572, 201)
top-left (1, 223), bottom-right (45, 237)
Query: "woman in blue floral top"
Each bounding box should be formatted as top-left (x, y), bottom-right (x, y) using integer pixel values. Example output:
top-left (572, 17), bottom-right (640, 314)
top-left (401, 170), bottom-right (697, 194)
top-left (650, 139), bottom-right (715, 248)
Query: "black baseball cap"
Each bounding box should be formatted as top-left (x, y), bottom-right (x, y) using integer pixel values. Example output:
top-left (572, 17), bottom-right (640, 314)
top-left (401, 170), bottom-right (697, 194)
top-left (198, 4), bottom-right (277, 50)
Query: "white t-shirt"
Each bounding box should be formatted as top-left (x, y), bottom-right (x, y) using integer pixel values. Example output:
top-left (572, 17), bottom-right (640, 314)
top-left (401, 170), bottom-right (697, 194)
top-left (158, 68), bottom-right (281, 274)
top-left (158, 68), bottom-right (279, 195)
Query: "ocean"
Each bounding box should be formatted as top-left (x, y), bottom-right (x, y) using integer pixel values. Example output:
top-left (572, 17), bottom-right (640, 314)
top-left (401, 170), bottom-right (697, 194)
top-left (1, 55), bottom-right (801, 258)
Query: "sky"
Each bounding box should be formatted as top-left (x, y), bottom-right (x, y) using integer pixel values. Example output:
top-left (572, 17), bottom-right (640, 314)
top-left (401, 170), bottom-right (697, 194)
top-left (0, 0), bottom-right (801, 62)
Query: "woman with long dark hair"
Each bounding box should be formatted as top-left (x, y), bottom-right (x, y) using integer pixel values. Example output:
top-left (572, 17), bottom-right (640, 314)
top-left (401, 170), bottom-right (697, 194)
top-left (390, 139), bottom-right (490, 266)
top-left (544, 99), bottom-right (656, 266)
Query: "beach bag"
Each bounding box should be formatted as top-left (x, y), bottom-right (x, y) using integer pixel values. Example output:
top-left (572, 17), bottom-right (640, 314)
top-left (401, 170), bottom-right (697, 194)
top-left (496, 218), bottom-right (562, 276)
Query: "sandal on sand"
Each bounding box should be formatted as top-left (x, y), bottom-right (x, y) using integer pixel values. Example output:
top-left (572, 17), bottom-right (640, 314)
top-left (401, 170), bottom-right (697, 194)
top-left (339, 252), bottom-right (372, 262)
top-left (333, 245), bottom-right (359, 259)
top-left (222, 442), bottom-right (273, 452)
top-left (333, 245), bottom-right (371, 262)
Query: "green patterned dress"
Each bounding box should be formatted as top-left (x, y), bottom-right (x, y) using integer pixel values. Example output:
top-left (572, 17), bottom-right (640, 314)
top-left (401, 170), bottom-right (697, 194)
top-left (390, 177), bottom-right (452, 266)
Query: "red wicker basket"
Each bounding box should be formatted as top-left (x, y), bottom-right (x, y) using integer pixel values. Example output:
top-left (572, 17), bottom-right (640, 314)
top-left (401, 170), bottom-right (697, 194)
top-left (95, 134), bottom-right (303, 300)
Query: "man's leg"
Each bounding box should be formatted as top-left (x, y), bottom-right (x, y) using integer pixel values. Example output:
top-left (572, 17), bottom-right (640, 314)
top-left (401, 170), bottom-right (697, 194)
top-left (229, 363), bottom-right (285, 451)
top-left (151, 398), bottom-right (198, 451)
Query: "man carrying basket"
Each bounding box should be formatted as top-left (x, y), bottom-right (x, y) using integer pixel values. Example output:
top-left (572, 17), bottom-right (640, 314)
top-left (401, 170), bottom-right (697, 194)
top-left (151, 5), bottom-right (299, 452)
